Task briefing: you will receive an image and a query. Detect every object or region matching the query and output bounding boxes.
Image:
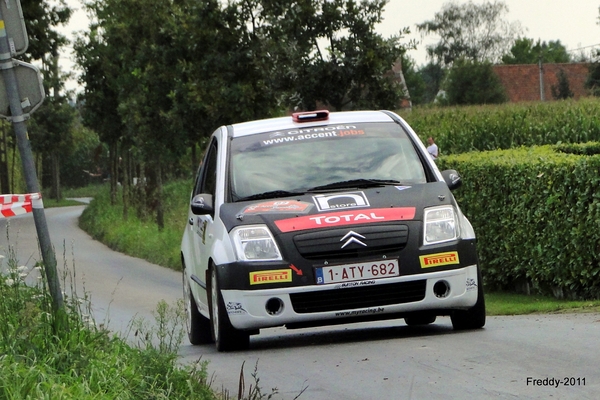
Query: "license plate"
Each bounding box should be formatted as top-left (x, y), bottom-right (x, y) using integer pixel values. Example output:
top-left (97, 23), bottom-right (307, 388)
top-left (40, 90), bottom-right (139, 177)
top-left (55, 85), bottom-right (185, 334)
top-left (315, 259), bottom-right (399, 285)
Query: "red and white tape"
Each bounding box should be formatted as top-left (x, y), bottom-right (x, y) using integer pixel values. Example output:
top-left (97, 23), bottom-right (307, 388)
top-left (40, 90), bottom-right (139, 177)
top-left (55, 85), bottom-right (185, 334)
top-left (0, 193), bottom-right (43, 218)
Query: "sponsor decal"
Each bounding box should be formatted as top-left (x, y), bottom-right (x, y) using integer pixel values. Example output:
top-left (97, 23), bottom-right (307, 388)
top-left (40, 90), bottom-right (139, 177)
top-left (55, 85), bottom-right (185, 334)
top-left (226, 302), bottom-right (247, 315)
top-left (274, 207), bottom-right (416, 233)
top-left (313, 191), bottom-right (370, 211)
top-left (466, 278), bottom-right (478, 292)
top-left (335, 307), bottom-right (384, 317)
top-left (335, 280), bottom-right (377, 289)
top-left (243, 200), bottom-right (312, 214)
top-left (250, 269), bottom-right (292, 285)
top-left (262, 125), bottom-right (367, 146)
top-left (419, 251), bottom-right (460, 268)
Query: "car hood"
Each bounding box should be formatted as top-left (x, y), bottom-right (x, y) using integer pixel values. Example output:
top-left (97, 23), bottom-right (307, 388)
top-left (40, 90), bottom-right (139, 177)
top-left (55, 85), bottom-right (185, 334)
top-left (219, 182), bottom-right (455, 233)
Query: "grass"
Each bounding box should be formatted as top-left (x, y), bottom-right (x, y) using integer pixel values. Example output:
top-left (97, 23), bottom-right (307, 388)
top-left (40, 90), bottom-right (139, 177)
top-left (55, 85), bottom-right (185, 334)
top-left (486, 292), bottom-right (600, 316)
top-left (42, 184), bottom-right (107, 208)
top-left (0, 236), bottom-right (283, 399)
top-left (78, 182), bottom-right (186, 270)
top-left (0, 249), bottom-right (215, 399)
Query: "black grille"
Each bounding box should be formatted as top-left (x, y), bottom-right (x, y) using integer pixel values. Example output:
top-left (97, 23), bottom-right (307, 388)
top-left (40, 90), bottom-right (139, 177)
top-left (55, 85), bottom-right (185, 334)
top-left (289, 280), bottom-right (426, 314)
top-left (293, 224), bottom-right (408, 260)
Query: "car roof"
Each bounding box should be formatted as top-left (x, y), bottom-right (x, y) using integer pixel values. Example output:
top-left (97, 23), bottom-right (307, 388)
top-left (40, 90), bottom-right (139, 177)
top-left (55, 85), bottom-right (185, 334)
top-left (229, 110), bottom-right (396, 138)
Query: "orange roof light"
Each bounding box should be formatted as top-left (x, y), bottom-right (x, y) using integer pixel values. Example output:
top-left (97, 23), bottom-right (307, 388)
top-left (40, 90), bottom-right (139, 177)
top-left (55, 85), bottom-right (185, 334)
top-left (292, 110), bottom-right (329, 123)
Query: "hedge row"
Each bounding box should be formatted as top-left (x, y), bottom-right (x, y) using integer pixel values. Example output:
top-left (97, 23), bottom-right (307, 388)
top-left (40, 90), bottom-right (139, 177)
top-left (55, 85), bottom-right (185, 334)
top-left (403, 98), bottom-right (600, 155)
top-left (438, 145), bottom-right (600, 299)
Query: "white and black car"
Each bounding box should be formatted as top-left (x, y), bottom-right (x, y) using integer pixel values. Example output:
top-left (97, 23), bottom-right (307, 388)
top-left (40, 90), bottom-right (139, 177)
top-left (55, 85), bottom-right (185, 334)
top-left (181, 110), bottom-right (485, 351)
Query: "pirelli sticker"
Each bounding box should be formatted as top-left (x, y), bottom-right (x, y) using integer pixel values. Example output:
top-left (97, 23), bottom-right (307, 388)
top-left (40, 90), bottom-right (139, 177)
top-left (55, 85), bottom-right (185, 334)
top-left (250, 269), bottom-right (292, 285)
top-left (419, 251), bottom-right (460, 268)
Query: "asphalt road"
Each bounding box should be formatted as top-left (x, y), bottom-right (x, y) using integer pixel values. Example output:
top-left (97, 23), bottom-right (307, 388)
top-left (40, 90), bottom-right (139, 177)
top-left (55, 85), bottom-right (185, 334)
top-left (1, 205), bottom-right (600, 400)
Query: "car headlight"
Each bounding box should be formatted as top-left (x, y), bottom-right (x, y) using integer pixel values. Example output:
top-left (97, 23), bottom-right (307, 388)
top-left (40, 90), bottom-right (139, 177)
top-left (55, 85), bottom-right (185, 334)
top-left (231, 225), bottom-right (283, 261)
top-left (423, 206), bottom-right (459, 245)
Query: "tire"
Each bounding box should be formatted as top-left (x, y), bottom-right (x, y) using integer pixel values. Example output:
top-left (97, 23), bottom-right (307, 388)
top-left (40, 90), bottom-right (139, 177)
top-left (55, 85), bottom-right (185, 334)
top-left (404, 313), bottom-right (436, 326)
top-left (451, 269), bottom-right (486, 330)
top-left (183, 265), bottom-right (212, 345)
top-left (210, 266), bottom-right (250, 352)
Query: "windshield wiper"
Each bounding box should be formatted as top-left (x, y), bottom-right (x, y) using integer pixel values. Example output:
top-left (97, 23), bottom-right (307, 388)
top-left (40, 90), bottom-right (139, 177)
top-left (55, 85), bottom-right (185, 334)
top-left (235, 190), bottom-right (303, 202)
top-left (307, 179), bottom-right (402, 191)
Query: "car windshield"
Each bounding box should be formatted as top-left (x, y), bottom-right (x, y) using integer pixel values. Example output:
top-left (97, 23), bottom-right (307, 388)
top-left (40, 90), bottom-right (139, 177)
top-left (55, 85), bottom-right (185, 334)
top-left (229, 122), bottom-right (427, 201)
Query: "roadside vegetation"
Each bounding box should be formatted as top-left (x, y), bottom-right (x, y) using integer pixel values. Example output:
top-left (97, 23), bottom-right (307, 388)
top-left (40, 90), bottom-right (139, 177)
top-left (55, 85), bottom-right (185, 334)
top-left (0, 248), bottom-right (214, 399)
top-left (0, 243), bottom-right (288, 399)
top-left (79, 181), bottom-right (190, 270)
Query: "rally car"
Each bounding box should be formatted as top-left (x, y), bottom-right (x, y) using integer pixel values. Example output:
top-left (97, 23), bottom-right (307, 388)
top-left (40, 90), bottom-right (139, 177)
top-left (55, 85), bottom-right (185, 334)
top-left (181, 110), bottom-right (485, 351)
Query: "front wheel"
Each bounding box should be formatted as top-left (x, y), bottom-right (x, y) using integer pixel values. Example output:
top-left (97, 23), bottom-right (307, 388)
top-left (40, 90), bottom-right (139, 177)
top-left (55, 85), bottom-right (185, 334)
top-left (210, 266), bottom-right (250, 352)
top-left (451, 269), bottom-right (486, 330)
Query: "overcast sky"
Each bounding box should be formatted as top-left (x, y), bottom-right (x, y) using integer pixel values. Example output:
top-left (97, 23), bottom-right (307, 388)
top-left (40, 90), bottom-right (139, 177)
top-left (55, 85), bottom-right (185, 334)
top-left (59, 0), bottom-right (600, 90)
top-left (380, 0), bottom-right (600, 65)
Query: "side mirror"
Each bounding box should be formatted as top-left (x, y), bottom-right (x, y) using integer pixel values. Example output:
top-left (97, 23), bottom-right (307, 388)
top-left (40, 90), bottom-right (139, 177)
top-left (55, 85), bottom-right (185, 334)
top-left (441, 169), bottom-right (462, 191)
top-left (191, 194), bottom-right (214, 215)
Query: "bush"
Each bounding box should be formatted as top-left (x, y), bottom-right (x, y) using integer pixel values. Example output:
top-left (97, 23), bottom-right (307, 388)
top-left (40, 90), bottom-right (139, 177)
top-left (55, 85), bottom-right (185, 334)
top-left (439, 145), bottom-right (600, 299)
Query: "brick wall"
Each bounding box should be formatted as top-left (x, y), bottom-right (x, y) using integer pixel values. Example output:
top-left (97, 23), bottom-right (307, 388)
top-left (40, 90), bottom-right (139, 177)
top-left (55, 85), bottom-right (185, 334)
top-left (493, 63), bottom-right (591, 102)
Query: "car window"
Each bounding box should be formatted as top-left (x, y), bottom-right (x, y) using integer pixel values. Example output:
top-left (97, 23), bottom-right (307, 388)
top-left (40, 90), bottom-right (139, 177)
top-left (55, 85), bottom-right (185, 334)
top-left (229, 122), bottom-right (426, 200)
top-left (194, 140), bottom-right (218, 197)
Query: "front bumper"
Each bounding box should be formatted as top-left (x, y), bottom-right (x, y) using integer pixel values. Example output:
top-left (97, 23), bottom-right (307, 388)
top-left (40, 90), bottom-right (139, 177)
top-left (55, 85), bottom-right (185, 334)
top-left (222, 264), bottom-right (479, 330)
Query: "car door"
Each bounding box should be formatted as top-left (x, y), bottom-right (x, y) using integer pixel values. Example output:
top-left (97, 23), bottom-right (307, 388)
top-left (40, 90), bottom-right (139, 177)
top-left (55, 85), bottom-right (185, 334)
top-left (188, 138), bottom-right (219, 311)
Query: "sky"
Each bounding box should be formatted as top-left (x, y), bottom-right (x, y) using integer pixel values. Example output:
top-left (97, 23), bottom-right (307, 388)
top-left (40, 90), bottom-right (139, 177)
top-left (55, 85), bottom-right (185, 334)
top-left (57, 0), bottom-right (600, 91)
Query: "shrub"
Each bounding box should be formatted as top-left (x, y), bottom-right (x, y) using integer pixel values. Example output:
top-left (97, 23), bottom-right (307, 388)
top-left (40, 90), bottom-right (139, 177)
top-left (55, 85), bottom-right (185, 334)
top-left (439, 145), bottom-right (600, 299)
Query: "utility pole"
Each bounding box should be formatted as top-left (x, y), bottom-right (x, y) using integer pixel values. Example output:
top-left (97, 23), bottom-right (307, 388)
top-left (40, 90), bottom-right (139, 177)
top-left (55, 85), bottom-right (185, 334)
top-left (538, 55), bottom-right (545, 101)
top-left (0, 1), bottom-right (64, 320)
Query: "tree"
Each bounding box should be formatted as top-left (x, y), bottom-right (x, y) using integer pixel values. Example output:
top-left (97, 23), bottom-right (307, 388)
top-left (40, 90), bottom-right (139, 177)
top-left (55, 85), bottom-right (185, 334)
top-left (21, 0), bottom-right (71, 63)
top-left (551, 69), bottom-right (574, 100)
top-left (417, 62), bottom-right (447, 104)
top-left (22, 0), bottom-right (74, 200)
top-left (400, 55), bottom-right (426, 105)
top-left (72, 0), bottom-right (415, 228)
top-left (253, 0), bottom-right (412, 111)
top-left (417, 0), bottom-right (522, 67)
top-left (73, 15), bottom-right (125, 206)
top-left (444, 59), bottom-right (507, 105)
top-left (502, 38), bottom-right (570, 64)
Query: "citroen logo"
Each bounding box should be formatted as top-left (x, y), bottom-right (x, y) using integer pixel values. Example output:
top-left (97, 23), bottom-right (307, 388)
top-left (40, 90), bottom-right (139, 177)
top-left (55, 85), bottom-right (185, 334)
top-left (340, 231), bottom-right (367, 249)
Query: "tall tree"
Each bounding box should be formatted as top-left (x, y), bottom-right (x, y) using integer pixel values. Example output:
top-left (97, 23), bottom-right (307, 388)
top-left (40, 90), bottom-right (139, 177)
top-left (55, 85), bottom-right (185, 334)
top-left (551, 69), bottom-right (574, 100)
top-left (417, 62), bottom-right (447, 104)
top-left (73, 16), bottom-right (124, 206)
top-left (444, 59), bottom-right (507, 105)
top-left (417, 0), bottom-right (522, 67)
top-left (400, 55), bottom-right (426, 105)
top-left (502, 38), bottom-right (571, 64)
top-left (22, 0), bottom-right (73, 200)
top-left (251, 0), bottom-right (412, 111)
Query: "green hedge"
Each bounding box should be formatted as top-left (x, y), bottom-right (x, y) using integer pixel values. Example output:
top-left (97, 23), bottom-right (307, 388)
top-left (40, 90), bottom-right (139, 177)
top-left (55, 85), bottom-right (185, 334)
top-left (402, 98), bottom-right (600, 155)
top-left (439, 145), bottom-right (600, 299)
